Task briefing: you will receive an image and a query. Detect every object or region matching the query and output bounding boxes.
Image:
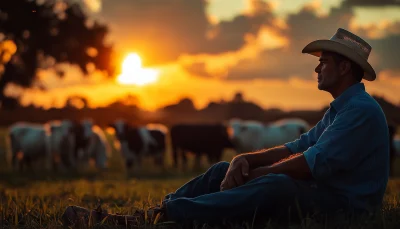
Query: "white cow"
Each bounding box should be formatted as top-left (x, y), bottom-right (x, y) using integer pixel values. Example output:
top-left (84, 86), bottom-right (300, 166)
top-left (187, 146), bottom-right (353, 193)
top-left (6, 122), bottom-right (52, 171)
top-left (78, 119), bottom-right (110, 169)
top-left (228, 118), bottom-right (310, 154)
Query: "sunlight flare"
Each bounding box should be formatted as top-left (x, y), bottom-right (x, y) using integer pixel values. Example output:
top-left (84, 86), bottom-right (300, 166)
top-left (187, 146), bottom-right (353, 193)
top-left (117, 53), bottom-right (159, 86)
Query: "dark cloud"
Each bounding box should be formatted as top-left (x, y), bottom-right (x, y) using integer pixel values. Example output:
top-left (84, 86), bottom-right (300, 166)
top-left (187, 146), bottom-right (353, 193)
top-left (343, 0), bottom-right (400, 7)
top-left (368, 35), bottom-right (400, 72)
top-left (225, 47), bottom-right (316, 80)
top-left (225, 6), bottom-right (353, 80)
top-left (223, 4), bottom-right (400, 81)
top-left (99, 0), bottom-right (276, 65)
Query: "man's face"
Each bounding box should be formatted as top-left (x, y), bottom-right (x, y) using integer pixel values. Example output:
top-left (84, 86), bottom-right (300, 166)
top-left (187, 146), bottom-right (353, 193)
top-left (315, 52), bottom-right (341, 91)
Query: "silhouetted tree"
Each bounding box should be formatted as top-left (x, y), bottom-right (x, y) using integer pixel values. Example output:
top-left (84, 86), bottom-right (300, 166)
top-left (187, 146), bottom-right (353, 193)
top-left (0, 0), bottom-right (115, 109)
top-left (178, 98), bottom-right (195, 110)
top-left (232, 92), bottom-right (244, 103)
top-left (0, 96), bottom-right (20, 110)
top-left (162, 97), bottom-right (196, 113)
top-left (65, 95), bottom-right (89, 109)
top-left (109, 94), bottom-right (140, 108)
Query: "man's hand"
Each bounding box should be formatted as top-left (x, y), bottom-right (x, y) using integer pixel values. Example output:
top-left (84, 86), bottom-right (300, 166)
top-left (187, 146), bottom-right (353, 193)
top-left (246, 166), bottom-right (270, 183)
top-left (220, 156), bottom-right (249, 191)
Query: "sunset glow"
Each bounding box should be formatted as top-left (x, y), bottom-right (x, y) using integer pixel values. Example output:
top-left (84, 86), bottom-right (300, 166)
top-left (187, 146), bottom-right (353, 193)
top-left (117, 53), bottom-right (159, 86)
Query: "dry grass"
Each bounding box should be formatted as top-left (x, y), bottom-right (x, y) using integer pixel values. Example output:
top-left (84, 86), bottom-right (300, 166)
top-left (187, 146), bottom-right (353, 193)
top-left (0, 128), bottom-right (400, 228)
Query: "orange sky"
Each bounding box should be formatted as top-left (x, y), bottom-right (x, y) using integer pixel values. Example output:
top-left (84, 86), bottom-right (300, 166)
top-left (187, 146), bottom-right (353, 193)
top-left (3, 0), bottom-right (400, 111)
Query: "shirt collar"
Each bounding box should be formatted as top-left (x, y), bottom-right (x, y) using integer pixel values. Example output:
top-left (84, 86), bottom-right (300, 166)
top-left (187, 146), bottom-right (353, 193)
top-left (330, 83), bottom-right (365, 112)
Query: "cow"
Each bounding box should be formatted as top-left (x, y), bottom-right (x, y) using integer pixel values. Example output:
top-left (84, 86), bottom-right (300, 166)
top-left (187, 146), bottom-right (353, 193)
top-left (6, 120), bottom-right (77, 171)
top-left (81, 123), bottom-right (110, 169)
top-left (228, 118), bottom-right (310, 154)
top-left (6, 122), bottom-right (52, 171)
top-left (170, 123), bottom-right (235, 170)
top-left (46, 120), bottom-right (77, 170)
top-left (74, 119), bottom-right (110, 170)
top-left (109, 120), bottom-right (167, 169)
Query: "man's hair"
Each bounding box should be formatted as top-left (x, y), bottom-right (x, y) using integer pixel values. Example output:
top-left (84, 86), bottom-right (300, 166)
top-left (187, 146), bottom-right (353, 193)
top-left (325, 51), bottom-right (364, 82)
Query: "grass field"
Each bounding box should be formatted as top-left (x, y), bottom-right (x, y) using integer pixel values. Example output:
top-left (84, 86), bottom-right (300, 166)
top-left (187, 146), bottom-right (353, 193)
top-left (1, 128), bottom-right (400, 228)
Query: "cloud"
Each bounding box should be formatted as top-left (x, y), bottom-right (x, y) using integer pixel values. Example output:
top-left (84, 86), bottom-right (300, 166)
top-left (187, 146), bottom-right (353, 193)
top-left (223, 5), bottom-right (353, 80)
top-left (221, 3), bottom-right (400, 81)
top-left (368, 34), bottom-right (400, 72)
top-left (83, 0), bottom-right (102, 12)
top-left (343, 0), bottom-right (400, 7)
top-left (178, 26), bottom-right (289, 79)
top-left (98, 0), bottom-right (276, 65)
top-left (182, 62), bottom-right (214, 78)
top-left (352, 20), bottom-right (400, 39)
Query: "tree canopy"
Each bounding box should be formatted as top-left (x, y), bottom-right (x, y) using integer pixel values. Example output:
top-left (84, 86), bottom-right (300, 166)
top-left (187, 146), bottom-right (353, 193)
top-left (0, 0), bottom-right (115, 109)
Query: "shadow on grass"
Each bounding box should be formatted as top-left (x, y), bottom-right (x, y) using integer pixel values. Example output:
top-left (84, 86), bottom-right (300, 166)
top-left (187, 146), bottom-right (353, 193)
top-left (0, 166), bottom-right (207, 187)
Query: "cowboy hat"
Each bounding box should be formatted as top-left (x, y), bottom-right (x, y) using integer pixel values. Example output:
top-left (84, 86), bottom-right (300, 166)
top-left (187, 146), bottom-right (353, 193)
top-left (302, 28), bottom-right (376, 81)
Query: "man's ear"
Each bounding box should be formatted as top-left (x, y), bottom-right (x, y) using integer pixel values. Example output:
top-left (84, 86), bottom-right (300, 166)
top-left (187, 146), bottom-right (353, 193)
top-left (339, 60), bottom-right (351, 76)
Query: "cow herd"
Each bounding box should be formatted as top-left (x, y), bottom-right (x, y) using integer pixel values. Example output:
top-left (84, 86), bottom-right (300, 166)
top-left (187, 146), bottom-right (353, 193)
top-left (4, 118), bottom-right (400, 173)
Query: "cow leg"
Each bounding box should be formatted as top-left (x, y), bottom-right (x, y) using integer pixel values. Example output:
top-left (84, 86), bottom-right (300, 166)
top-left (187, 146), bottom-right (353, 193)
top-left (193, 153), bottom-right (202, 170)
top-left (53, 152), bottom-right (62, 172)
top-left (12, 152), bottom-right (18, 171)
top-left (12, 151), bottom-right (20, 172)
top-left (154, 150), bottom-right (164, 168)
top-left (125, 159), bottom-right (134, 170)
top-left (172, 146), bottom-right (179, 169)
top-left (9, 134), bottom-right (21, 171)
top-left (67, 135), bottom-right (77, 170)
top-left (44, 134), bottom-right (54, 171)
top-left (182, 150), bottom-right (188, 171)
top-left (136, 153), bottom-right (143, 170)
top-left (15, 151), bottom-right (25, 172)
top-left (25, 157), bottom-right (34, 172)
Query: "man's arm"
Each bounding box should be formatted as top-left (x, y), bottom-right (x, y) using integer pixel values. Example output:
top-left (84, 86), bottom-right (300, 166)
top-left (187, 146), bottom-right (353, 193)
top-left (246, 105), bottom-right (374, 182)
top-left (241, 145), bottom-right (292, 169)
top-left (247, 153), bottom-right (312, 181)
top-left (240, 116), bottom-right (327, 169)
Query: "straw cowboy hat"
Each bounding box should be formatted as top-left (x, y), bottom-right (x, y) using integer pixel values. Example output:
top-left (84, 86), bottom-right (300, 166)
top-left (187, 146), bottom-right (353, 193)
top-left (302, 28), bottom-right (376, 81)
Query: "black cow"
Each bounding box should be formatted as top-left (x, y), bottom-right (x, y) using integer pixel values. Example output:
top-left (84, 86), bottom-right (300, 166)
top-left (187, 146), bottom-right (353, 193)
top-left (109, 120), bottom-right (166, 169)
top-left (170, 123), bottom-right (234, 169)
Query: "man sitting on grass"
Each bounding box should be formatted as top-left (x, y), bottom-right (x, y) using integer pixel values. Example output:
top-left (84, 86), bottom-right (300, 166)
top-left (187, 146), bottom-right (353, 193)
top-left (62, 28), bottom-right (390, 228)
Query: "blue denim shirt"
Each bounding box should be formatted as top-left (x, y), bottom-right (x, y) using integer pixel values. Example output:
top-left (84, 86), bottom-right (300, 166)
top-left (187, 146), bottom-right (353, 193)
top-left (284, 83), bottom-right (390, 212)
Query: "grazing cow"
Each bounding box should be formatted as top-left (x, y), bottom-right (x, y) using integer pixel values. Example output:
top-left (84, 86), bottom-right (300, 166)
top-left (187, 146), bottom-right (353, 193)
top-left (74, 119), bottom-right (110, 169)
top-left (74, 119), bottom-right (94, 158)
top-left (228, 118), bottom-right (310, 154)
top-left (109, 120), bottom-right (167, 169)
top-left (6, 122), bottom-right (52, 171)
top-left (82, 124), bottom-right (110, 169)
top-left (170, 123), bottom-right (234, 169)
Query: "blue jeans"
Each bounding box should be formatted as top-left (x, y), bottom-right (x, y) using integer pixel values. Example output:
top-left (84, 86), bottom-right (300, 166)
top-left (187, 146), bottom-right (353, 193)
top-left (163, 162), bottom-right (348, 223)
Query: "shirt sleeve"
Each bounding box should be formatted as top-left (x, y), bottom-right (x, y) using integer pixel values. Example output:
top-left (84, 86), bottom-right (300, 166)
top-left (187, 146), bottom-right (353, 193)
top-left (303, 105), bottom-right (373, 180)
top-left (284, 115), bottom-right (327, 154)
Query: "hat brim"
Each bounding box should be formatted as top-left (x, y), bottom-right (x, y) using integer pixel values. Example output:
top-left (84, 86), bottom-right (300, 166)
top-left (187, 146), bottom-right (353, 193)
top-left (302, 40), bottom-right (376, 81)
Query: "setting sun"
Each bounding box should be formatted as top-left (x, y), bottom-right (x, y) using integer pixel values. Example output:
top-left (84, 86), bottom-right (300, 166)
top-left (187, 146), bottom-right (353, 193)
top-left (117, 53), bottom-right (159, 86)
